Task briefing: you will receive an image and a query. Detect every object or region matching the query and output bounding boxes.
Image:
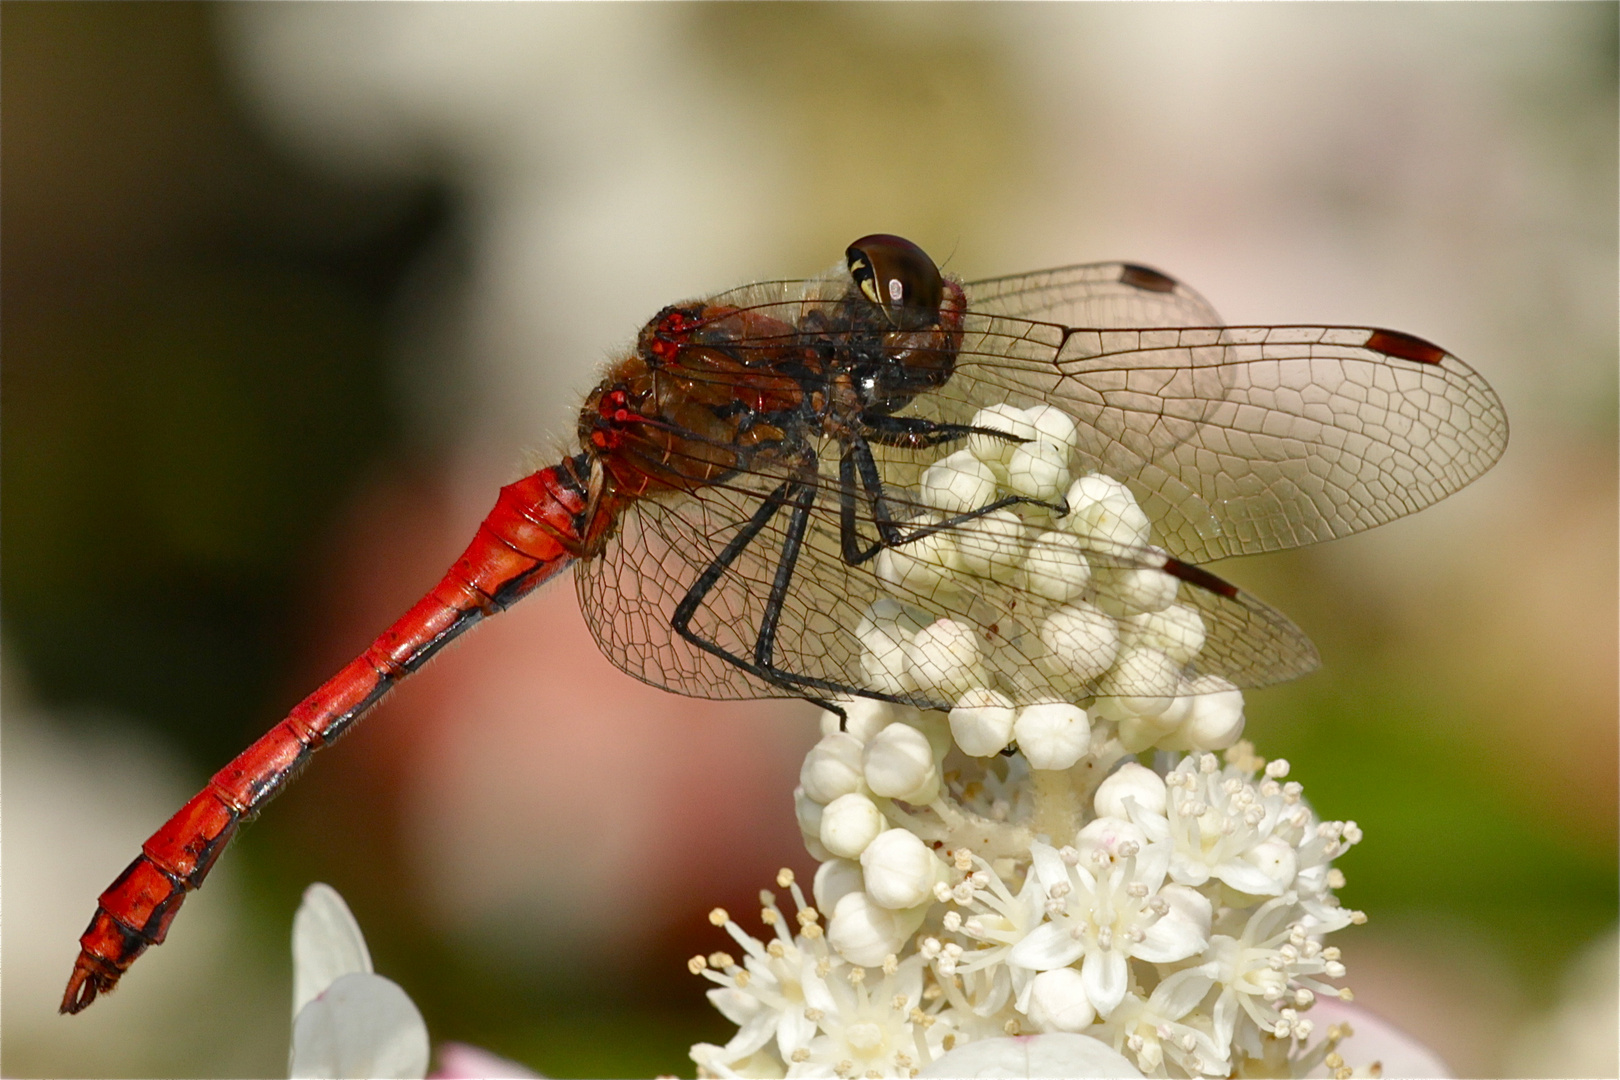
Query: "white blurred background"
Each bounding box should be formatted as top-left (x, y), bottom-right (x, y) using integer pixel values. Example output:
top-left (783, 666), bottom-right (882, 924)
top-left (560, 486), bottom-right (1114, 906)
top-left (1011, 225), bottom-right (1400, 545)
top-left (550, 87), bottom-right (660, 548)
top-left (4, 5), bottom-right (1613, 1077)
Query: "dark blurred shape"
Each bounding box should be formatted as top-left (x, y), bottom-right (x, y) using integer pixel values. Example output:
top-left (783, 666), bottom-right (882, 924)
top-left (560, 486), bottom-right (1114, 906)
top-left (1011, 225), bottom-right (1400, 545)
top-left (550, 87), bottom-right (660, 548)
top-left (2, 2), bottom-right (451, 765)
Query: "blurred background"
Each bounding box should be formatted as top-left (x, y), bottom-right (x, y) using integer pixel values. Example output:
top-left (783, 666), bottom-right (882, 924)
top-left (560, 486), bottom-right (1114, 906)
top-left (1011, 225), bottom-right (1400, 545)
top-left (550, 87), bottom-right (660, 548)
top-left (3, 4), bottom-right (1614, 1077)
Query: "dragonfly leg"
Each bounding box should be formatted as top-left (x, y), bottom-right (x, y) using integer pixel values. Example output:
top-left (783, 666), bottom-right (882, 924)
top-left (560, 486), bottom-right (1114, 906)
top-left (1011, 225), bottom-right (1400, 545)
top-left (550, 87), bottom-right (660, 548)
top-left (670, 471), bottom-right (937, 714)
top-left (838, 432), bottom-right (1066, 566)
top-left (860, 412), bottom-right (1022, 451)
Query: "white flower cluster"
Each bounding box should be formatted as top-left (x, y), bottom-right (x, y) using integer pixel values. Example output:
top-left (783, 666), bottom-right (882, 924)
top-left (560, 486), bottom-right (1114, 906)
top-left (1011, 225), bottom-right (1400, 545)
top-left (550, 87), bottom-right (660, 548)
top-left (692, 406), bottom-right (1372, 1079)
top-left (856, 403), bottom-right (1244, 754)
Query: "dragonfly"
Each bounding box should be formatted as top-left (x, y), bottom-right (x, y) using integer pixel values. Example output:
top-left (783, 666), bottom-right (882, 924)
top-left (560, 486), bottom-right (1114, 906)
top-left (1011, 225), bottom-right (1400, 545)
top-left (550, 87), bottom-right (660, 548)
top-left (61, 234), bottom-right (1507, 1013)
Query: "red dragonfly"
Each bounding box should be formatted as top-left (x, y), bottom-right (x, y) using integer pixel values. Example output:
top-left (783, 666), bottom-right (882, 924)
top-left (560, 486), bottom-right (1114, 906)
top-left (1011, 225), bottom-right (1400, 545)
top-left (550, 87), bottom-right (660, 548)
top-left (62, 235), bottom-right (1507, 1013)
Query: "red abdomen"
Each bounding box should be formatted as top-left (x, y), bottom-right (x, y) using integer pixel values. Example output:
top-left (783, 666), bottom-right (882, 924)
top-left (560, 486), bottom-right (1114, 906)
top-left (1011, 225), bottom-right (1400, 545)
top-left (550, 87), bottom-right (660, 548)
top-left (61, 456), bottom-right (598, 1014)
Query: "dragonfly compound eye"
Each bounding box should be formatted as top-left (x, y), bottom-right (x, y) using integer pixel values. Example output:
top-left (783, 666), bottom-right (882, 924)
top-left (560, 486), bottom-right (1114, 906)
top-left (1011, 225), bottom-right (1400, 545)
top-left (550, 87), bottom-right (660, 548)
top-left (846, 234), bottom-right (944, 329)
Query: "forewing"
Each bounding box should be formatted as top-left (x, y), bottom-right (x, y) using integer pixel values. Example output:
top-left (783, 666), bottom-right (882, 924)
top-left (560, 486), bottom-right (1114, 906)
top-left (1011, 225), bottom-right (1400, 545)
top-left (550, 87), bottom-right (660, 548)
top-left (965, 262), bottom-right (1222, 328)
top-left (905, 315), bottom-right (1507, 563)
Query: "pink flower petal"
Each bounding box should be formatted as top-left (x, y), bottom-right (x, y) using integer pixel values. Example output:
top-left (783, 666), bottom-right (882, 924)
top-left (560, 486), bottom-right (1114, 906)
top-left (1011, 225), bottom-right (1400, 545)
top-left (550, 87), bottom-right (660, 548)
top-left (1307, 998), bottom-right (1452, 1078)
top-left (431, 1041), bottom-right (544, 1079)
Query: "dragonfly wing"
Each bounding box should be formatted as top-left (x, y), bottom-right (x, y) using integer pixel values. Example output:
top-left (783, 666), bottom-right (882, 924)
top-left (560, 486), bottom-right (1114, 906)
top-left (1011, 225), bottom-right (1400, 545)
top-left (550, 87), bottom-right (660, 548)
top-left (965, 262), bottom-right (1223, 329)
top-left (918, 315), bottom-right (1508, 563)
top-left (575, 461), bottom-right (885, 705)
top-left (575, 443), bottom-right (1320, 708)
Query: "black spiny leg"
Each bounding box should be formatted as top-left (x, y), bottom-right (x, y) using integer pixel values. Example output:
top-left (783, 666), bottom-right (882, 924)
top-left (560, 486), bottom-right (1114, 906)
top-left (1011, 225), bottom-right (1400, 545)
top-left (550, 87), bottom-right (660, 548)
top-left (670, 468), bottom-right (945, 714)
top-left (838, 418), bottom-right (1068, 567)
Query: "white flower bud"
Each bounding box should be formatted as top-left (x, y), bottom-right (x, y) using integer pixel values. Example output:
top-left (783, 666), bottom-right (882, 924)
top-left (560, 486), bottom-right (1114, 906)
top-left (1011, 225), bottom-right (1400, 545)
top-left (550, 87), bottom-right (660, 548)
top-left (860, 828), bottom-right (939, 910)
top-left (1004, 441), bottom-right (1070, 503)
top-left (863, 723), bottom-right (941, 803)
top-left (954, 509), bottom-right (1028, 583)
top-left (1061, 477), bottom-right (1152, 552)
top-left (800, 733), bottom-right (867, 804)
top-left (819, 792), bottom-right (885, 858)
top-left (1119, 604), bottom-right (1206, 664)
top-left (1075, 816), bottom-right (1148, 863)
top-left (837, 697), bottom-right (898, 743)
top-left (1023, 405), bottom-right (1079, 455)
top-left (1026, 968), bottom-right (1097, 1033)
top-left (948, 688), bottom-right (1017, 757)
top-left (826, 891), bottom-right (924, 967)
top-left (1035, 602), bottom-right (1119, 686)
top-left (1018, 531), bottom-right (1092, 602)
top-left (855, 600), bottom-right (930, 696)
top-left (1091, 561), bottom-right (1179, 617)
top-left (1013, 703), bottom-right (1091, 771)
top-left (1097, 647), bottom-right (1182, 717)
top-left (794, 786), bottom-right (830, 861)
top-left (1116, 712), bottom-right (1180, 754)
top-left (920, 450), bottom-right (1000, 515)
top-left (965, 405), bottom-right (1037, 466)
top-left (1094, 763), bottom-right (1167, 820)
top-left (1179, 676), bottom-right (1246, 750)
top-left (906, 619), bottom-right (985, 700)
top-left (813, 857), bottom-right (864, 915)
top-left (875, 524), bottom-right (961, 602)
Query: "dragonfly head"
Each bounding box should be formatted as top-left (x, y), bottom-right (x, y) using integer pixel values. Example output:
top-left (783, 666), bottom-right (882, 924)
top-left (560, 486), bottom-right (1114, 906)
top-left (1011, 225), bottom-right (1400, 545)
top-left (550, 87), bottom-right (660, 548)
top-left (846, 234), bottom-right (944, 330)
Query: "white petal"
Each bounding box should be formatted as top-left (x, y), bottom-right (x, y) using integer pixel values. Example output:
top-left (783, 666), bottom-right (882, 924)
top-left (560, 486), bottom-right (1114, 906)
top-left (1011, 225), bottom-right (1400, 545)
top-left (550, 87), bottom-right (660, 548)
top-left (721, 1005), bottom-right (779, 1059)
top-left (292, 883), bottom-right (373, 1022)
top-left (289, 972), bottom-right (429, 1080)
top-left (776, 1004), bottom-right (819, 1058)
top-left (1080, 949), bottom-right (1128, 1018)
top-left (1007, 921), bottom-right (1086, 972)
top-left (798, 958), bottom-right (837, 1015)
top-left (1148, 966), bottom-right (1215, 1018)
top-left (1136, 886), bottom-right (1212, 963)
top-left (918, 1033), bottom-right (1143, 1078)
top-left (1026, 841), bottom-right (1068, 890)
top-left (1212, 858), bottom-right (1286, 897)
top-left (708, 985), bottom-right (763, 1027)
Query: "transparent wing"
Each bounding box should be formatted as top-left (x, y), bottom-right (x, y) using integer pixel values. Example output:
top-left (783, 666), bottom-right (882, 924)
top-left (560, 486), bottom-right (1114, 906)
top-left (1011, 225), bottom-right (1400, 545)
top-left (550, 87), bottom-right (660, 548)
top-left (575, 433), bottom-right (1317, 710)
top-left (965, 261), bottom-right (1223, 328)
top-left (900, 315), bottom-right (1508, 563)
